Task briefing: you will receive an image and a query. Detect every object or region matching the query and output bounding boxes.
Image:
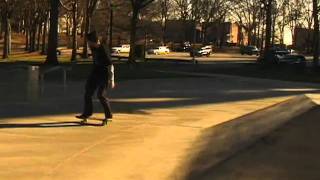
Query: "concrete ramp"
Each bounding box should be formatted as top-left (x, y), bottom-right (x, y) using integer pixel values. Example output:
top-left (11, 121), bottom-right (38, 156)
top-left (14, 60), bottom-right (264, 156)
top-left (178, 95), bottom-right (318, 180)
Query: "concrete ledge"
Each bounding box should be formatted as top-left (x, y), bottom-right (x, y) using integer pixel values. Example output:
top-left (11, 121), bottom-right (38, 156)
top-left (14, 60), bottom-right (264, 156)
top-left (178, 95), bottom-right (318, 180)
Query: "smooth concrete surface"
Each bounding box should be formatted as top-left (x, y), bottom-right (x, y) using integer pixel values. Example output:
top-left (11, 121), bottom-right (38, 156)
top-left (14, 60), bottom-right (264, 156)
top-left (198, 105), bottom-right (320, 180)
top-left (175, 95), bottom-right (317, 180)
top-left (1, 74), bottom-right (320, 180)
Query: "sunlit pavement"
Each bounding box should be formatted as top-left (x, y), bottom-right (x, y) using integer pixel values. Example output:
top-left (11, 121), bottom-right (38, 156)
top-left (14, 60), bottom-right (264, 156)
top-left (1, 73), bottom-right (320, 180)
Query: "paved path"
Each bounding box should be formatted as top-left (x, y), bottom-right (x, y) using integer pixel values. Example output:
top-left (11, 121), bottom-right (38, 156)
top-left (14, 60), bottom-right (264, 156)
top-left (1, 74), bottom-right (320, 180)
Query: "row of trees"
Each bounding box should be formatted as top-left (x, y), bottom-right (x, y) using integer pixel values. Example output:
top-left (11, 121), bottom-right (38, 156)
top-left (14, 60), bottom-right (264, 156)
top-left (0, 0), bottom-right (320, 67)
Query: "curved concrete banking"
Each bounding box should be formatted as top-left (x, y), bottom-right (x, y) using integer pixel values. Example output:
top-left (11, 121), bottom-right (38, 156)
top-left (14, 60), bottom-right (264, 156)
top-left (178, 95), bottom-right (318, 180)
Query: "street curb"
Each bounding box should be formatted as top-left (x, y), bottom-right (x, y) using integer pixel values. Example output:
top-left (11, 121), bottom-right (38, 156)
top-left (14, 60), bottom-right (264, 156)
top-left (179, 95), bottom-right (317, 180)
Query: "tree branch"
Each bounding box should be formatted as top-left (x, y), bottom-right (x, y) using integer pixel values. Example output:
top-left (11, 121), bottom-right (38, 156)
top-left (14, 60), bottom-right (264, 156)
top-left (59, 0), bottom-right (72, 11)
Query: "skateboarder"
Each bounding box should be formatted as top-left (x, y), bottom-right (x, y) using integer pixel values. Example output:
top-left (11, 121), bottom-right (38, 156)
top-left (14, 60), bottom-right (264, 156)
top-left (76, 31), bottom-right (115, 126)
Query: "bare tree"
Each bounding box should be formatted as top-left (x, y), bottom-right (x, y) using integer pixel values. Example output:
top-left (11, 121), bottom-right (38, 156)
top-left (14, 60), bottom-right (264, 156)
top-left (128, 0), bottom-right (155, 63)
top-left (81, 0), bottom-right (98, 58)
top-left (200, 0), bottom-right (229, 44)
top-left (45, 0), bottom-right (60, 65)
top-left (156, 0), bottom-right (172, 44)
top-left (0, 0), bottom-right (17, 59)
top-left (230, 0), bottom-right (262, 46)
top-left (173, 0), bottom-right (190, 21)
top-left (61, 0), bottom-right (81, 62)
top-left (263, 0), bottom-right (273, 51)
top-left (312, 0), bottom-right (319, 68)
top-left (275, 0), bottom-right (289, 45)
top-left (173, 0), bottom-right (191, 42)
top-left (287, 0), bottom-right (304, 43)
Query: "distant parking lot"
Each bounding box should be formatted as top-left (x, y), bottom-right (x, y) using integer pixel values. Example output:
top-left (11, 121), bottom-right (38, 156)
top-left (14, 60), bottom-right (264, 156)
top-left (112, 52), bottom-right (259, 62)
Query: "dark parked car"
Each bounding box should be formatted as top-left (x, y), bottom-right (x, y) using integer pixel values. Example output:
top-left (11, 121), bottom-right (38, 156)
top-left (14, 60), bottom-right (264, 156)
top-left (240, 45), bottom-right (259, 55)
top-left (174, 42), bottom-right (191, 52)
top-left (257, 49), bottom-right (306, 69)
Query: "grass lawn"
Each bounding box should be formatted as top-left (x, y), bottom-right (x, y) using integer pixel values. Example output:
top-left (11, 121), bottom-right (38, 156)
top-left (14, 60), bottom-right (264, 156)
top-left (0, 50), bottom-right (72, 63)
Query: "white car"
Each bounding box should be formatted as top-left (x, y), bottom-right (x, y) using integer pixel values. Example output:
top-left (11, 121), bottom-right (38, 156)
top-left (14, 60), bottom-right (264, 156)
top-left (199, 46), bottom-right (212, 55)
top-left (148, 46), bottom-right (170, 55)
top-left (112, 44), bottom-right (130, 54)
top-left (190, 45), bottom-right (213, 57)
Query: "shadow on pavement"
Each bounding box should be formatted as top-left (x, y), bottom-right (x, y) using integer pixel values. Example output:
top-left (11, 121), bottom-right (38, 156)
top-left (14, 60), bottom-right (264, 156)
top-left (0, 121), bottom-right (103, 129)
top-left (0, 77), bottom-right (320, 120)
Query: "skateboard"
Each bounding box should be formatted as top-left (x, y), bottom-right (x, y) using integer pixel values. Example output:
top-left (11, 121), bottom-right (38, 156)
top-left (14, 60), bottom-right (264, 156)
top-left (75, 116), bottom-right (112, 126)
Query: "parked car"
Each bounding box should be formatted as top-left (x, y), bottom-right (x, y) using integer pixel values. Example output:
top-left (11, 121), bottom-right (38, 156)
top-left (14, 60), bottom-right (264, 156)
top-left (190, 45), bottom-right (213, 57)
top-left (183, 42), bottom-right (191, 52)
top-left (112, 44), bottom-right (130, 54)
top-left (269, 46), bottom-right (294, 54)
top-left (147, 46), bottom-right (170, 55)
top-left (174, 42), bottom-right (191, 52)
top-left (257, 49), bottom-right (306, 69)
top-left (240, 45), bottom-right (259, 55)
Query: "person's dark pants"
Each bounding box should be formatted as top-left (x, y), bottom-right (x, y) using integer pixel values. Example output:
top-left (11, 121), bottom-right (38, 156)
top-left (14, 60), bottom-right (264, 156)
top-left (82, 71), bottom-right (112, 119)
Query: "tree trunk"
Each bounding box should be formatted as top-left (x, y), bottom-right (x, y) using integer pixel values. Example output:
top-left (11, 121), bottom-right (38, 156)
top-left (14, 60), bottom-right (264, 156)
top-left (82, 0), bottom-right (90, 58)
top-left (8, 21), bottom-right (11, 55)
top-left (41, 15), bottom-right (48, 54)
top-left (28, 27), bottom-right (32, 51)
top-left (80, 16), bottom-right (85, 37)
top-left (162, 17), bottom-right (167, 45)
top-left (71, 1), bottom-right (78, 62)
top-left (202, 23), bottom-right (207, 44)
top-left (257, 16), bottom-right (262, 47)
top-left (247, 30), bottom-right (252, 45)
top-left (279, 24), bottom-right (284, 45)
top-left (37, 22), bottom-right (42, 51)
top-left (271, 11), bottom-right (276, 45)
top-left (128, 7), bottom-right (139, 63)
top-left (66, 16), bottom-right (70, 36)
top-left (30, 22), bottom-right (36, 52)
top-left (264, 0), bottom-right (272, 52)
top-left (0, 19), bottom-right (2, 40)
top-left (253, 26), bottom-right (257, 46)
top-left (109, 6), bottom-right (113, 51)
top-left (2, 16), bottom-right (9, 59)
top-left (45, 0), bottom-right (59, 65)
top-left (25, 28), bottom-right (29, 51)
top-left (18, 20), bottom-right (21, 33)
top-left (313, 0), bottom-right (319, 68)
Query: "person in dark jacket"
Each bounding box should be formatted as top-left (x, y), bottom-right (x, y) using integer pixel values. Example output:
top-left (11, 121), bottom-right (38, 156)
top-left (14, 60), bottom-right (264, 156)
top-left (76, 31), bottom-right (115, 126)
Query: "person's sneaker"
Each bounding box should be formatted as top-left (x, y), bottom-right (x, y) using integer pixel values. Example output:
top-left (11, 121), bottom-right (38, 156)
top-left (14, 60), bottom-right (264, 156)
top-left (76, 115), bottom-right (89, 124)
top-left (106, 114), bottom-right (113, 119)
top-left (101, 119), bottom-right (108, 126)
top-left (106, 115), bottom-right (113, 121)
